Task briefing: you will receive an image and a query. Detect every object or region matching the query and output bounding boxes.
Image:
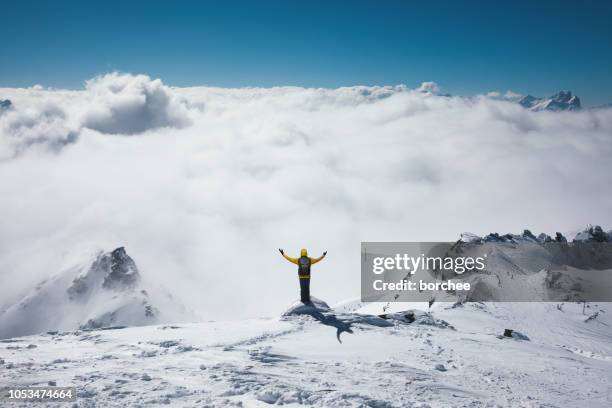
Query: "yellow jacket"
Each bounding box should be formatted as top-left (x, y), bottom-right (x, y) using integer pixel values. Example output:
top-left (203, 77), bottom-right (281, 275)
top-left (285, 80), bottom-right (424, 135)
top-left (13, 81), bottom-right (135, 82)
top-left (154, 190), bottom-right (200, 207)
top-left (281, 248), bottom-right (326, 278)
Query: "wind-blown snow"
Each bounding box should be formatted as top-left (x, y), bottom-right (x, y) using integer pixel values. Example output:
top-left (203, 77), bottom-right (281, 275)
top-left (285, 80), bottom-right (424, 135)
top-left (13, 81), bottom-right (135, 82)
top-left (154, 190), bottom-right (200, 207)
top-left (1, 73), bottom-right (612, 319)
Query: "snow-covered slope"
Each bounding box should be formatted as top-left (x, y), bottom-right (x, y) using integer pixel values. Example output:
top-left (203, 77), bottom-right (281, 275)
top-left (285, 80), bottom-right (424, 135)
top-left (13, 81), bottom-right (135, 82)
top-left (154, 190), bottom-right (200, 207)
top-left (0, 247), bottom-right (194, 339)
top-left (418, 226), bottom-right (612, 303)
top-left (519, 90), bottom-right (581, 111)
top-left (1, 300), bottom-right (610, 407)
top-left (1, 228), bottom-right (611, 406)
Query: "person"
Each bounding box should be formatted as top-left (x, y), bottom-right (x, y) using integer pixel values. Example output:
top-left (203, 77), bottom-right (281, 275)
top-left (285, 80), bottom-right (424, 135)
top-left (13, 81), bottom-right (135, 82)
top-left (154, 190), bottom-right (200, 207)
top-left (279, 248), bottom-right (327, 304)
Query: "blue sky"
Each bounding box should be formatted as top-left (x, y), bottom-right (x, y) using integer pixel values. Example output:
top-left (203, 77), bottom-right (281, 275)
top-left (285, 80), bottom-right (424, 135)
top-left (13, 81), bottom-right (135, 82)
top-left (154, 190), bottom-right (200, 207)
top-left (1, 0), bottom-right (611, 105)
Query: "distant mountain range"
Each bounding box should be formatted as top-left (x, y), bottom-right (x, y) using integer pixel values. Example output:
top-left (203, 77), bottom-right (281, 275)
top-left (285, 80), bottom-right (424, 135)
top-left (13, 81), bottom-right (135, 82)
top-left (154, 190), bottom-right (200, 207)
top-left (2, 87), bottom-right (610, 117)
top-left (518, 91), bottom-right (581, 112)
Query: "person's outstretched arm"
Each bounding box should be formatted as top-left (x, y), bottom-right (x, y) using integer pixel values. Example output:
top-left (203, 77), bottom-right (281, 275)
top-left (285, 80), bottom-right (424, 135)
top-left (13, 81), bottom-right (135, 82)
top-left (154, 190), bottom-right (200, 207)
top-left (279, 249), bottom-right (299, 264)
top-left (310, 251), bottom-right (327, 264)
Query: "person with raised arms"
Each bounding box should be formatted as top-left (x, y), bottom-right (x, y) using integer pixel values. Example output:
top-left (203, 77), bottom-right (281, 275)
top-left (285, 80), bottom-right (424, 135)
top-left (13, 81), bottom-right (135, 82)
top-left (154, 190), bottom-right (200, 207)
top-left (279, 248), bottom-right (327, 304)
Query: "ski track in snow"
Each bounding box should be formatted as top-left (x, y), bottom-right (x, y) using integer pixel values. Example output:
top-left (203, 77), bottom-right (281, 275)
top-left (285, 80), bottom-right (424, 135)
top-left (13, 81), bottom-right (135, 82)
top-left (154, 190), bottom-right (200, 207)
top-left (1, 303), bottom-right (611, 407)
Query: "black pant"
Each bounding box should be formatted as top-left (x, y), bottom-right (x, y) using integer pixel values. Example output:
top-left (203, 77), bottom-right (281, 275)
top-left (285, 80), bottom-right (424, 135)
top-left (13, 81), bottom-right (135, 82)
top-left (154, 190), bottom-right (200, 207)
top-left (299, 279), bottom-right (311, 304)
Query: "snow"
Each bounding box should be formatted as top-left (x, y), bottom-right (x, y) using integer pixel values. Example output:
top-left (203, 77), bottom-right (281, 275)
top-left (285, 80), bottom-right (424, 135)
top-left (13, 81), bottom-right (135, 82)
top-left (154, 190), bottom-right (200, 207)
top-left (2, 232), bottom-right (612, 405)
top-left (0, 248), bottom-right (194, 339)
top-left (518, 91), bottom-right (582, 111)
top-left (282, 297), bottom-right (331, 316)
top-left (1, 301), bottom-right (611, 407)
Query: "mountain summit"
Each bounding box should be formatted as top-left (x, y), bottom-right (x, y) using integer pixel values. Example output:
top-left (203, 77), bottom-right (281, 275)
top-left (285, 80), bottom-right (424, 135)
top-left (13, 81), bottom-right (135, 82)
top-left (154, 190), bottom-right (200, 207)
top-left (519, 90), bottom-right (581, 111)
top-left (0, 247), bottom-right (193, 339)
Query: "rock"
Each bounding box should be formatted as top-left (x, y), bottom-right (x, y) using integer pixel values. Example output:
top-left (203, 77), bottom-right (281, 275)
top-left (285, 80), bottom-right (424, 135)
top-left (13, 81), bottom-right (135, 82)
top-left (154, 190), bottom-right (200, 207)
top-left (282, 297), bottom-right (331, 317)
top-left (484, 232), bottom-right (515, 243)
top-left (519, 95), bottom-right (538, 109)
top-left (574, 225), bottom-right (610, 243)
top-left (523, 230), bottom-right (538, 242)
top-left (379, 310), bottom-right (453, 329)
top-left (158, 340), bottom-right (179, 348)
top-left (434, 364), bottom-right (447, 372)
top-left (67, 247), bottom-right (141, 300)
top-left (484, 232), bottom-right (502, 242)
top-left (144, 304), bottom-right (158, 318)
top-left (79, 312), bottom-right (117, 330)
top-left (555, 232), bottom-right (567, 243)
top-left (48, 381), bottom-right (57, 386)
top-left (592, 226), bottom-right (607, 242)
top-left (501, 329), bottom-right (529, 341)
top-left (102, 247), bottom-right (141, 290)
top-left (52, 358), bottom-right (70, 364)
top-left (585, 312), bottom-right (599, 323)
top-left (141, 373), bottom-right (152, 381)
top-left (379, 311), bottom-right (415, 323)
top-left (537, 233), bottom-right (552, 243)
top-left (460, 232), bottom-right (482, 243)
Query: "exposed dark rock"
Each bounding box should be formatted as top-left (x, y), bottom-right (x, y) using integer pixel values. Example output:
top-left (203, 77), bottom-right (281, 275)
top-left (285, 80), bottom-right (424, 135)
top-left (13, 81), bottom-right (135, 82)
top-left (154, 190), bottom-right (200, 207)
top-left (484, 232), bottom-right (515, 243)
top-left (144, 304), bottom-right (158, 318)
top-left (574, 225), bottom-right (610, 243)
top-left (80, 312), bottom-right (117, 330)
top-left (102, 247), bottom-right (140, 290)
top-left (538, 233), bottom-right (553, 243)
top-left (68, 247), bottom-right (141, 300)
top-left (522, 229), bottom-right (538, 242)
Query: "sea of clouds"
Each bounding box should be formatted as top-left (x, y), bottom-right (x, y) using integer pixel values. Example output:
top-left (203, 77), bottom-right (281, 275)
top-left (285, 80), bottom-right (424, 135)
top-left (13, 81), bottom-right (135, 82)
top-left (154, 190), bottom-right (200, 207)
top-left (1, 72), bottom-right (611, 318)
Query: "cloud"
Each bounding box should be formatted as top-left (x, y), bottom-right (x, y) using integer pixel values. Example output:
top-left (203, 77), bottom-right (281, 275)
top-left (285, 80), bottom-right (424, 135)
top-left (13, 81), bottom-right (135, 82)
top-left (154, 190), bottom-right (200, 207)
top-left (0, 73), bottom-right (190, 159)
top-left (416, 81), bottom-right (440, 94)
top-left (485, 90), bottom-right (523, 102)
top-left (0, 98), bottom-right (76, 158)
top-left (82, 73), bottom-right (190, 134)
top-left (1, 74), bottom-right (612, 320)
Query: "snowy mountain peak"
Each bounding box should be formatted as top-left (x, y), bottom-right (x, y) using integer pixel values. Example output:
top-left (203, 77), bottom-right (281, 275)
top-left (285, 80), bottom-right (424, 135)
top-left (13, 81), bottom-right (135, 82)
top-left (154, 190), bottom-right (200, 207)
top-left (462, 225), bottom-right (610, 244)
top-left (519, 90), bottom-right (581, 111)
top-left (103, 247), bottom-right (140, 290)
top-left (67, 247), bottom-right (140, 301)
top-left (0, 247), bottom-right (193, 339)
top-left (574, 224), bottom-right (612, 242)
